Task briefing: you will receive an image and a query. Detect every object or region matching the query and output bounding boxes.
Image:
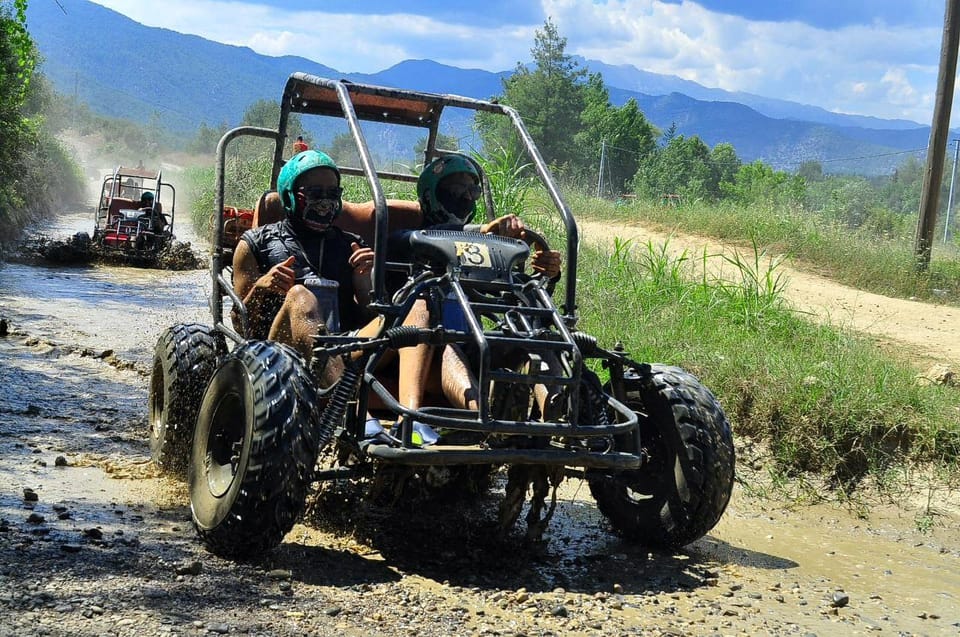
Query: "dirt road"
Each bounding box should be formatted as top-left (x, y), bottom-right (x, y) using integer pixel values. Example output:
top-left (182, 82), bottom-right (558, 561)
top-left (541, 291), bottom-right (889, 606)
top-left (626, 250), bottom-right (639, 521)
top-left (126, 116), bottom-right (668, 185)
top-left (0, 211), bottom-right (958, 636)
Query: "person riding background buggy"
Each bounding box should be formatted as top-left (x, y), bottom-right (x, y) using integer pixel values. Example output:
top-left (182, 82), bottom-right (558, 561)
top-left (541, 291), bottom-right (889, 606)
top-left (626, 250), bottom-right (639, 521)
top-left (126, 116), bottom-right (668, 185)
top-left (138, 191), bottom-right (167, 233)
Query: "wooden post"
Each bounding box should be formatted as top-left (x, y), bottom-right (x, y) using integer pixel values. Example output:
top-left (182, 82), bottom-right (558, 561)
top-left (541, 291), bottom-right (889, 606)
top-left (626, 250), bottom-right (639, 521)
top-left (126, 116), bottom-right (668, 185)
top-left (915, 0), bottom-right (960, 270)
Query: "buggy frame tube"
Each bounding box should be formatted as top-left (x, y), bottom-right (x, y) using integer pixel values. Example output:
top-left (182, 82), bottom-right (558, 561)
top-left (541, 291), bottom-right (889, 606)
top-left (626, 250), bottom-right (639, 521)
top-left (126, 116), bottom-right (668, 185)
top-left (211, 126), bottom-right (282, 329)
top-left (501, 104), bottom-right (579, 319)
top-left (332, 80), bottom-right (391, 305)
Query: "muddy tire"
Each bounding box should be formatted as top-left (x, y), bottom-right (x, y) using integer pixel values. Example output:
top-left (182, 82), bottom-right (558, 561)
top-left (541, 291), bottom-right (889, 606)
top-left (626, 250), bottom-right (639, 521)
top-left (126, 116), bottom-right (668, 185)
top-left (189, 341), bottom-right (321, 560)
top-left (149, 324), bottom-right (223, 477)
top-left (588, 364), bottom-right (735, 548)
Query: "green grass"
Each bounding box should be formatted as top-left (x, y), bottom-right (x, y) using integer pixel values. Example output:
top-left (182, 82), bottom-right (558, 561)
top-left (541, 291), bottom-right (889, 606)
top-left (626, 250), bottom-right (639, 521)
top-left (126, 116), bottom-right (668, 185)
top-left (571, 193), bottom-right (960, 305)
top-left (569, 231), bottom-right (960, 487)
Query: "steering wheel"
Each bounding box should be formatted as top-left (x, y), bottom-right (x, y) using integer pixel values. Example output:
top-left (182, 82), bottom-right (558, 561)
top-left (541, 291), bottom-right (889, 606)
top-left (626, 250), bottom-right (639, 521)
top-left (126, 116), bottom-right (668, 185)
top-left (520, 227), bottom-right (551, 257)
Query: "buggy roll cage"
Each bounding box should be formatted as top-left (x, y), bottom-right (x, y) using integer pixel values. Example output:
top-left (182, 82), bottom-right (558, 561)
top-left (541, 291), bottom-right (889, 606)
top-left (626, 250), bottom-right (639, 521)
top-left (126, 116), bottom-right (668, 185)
top-left (210, 74), bottom-right (580, 335)
top-left (97, 165), bottom-right (175, 231)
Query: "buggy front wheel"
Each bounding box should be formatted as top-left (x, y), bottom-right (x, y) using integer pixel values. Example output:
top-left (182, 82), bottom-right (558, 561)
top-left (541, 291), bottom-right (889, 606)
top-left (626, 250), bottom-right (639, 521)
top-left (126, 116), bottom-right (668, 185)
top-left (588, 364), bottom-right (735, 548)
top-left (189, 341), bottom-right (321, 560)
top-left (148, 324), bottom-right (224, 477)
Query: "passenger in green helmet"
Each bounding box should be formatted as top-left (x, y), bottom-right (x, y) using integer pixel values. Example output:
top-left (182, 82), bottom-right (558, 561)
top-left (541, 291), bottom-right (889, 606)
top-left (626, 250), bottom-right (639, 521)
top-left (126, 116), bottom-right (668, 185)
top-left (232, 151), bottom-right (378, 371)
top-left (278, 149), bottom-right (345, 233)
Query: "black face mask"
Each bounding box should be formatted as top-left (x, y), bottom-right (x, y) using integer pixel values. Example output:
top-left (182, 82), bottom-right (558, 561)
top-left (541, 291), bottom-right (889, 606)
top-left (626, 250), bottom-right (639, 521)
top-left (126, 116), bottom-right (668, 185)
top-left (436, 187), bottom-right (478, 224)
top-left (294, 186), bottom-right (343, 232)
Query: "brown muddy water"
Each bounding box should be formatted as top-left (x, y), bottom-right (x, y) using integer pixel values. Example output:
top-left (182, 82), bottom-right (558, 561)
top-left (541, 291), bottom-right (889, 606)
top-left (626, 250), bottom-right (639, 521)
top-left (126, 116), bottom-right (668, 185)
top-left (0, 206), bottom-right (958, 636)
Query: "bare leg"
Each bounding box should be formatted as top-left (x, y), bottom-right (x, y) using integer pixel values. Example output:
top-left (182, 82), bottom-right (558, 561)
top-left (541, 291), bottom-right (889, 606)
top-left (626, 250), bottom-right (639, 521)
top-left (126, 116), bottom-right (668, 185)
top-left (397, 298), bottom-right (433, 410)
top-left (441, 343), bottom-right (479, 410)
top-left (269, 285), bottom-right (323, 361)
top-left (531, 352), bottom-right (564, 420)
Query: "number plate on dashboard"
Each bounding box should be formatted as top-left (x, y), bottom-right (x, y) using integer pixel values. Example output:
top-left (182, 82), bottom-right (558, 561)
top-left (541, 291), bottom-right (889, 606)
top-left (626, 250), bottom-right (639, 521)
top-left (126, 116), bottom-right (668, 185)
top-left (454, 241), bottom-right (492, 268)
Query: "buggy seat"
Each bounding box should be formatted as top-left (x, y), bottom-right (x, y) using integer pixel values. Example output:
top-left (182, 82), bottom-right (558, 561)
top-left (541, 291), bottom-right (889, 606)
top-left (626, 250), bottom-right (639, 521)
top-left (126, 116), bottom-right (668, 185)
top-left (106, 197), bottom-right (137, 224)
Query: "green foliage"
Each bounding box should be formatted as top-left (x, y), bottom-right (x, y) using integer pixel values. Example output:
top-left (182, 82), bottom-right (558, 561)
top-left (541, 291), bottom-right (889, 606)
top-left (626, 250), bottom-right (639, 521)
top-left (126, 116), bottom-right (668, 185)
top-left (327, 132), bottom-right (359, 167)
top-left (633, 134), bottom-right (720, 202)
top-left (711, 143), bottom-right (741, 187)
top-left (414, 132), bottom-right (460, 163)
top-left (797, 160), bottom-right (825, 182)
top-left (473, 143), bottom-right (539, 222)
top-left (880, 155), bottom-right (926, 216)
top-left (237, 99), bottom-right (305, 159)
top-left (3, 0), bottom-right (35, 98)
top-left (721, 161), bottom-right (806, 206)
top-left (576, 73), bottom-right (657, 196)
top-left (186, 154), bottom-right (274, 242)
top-left (0, 3), bottom-right (84, 244)
top-left (574, 230), bottom-right (959, 483)
top-left (583, 182), bottom-right (960, 305)
top-left (810, 176), bottom-right (880, 229)
top-left (188, 121), bottom-right (230, 155)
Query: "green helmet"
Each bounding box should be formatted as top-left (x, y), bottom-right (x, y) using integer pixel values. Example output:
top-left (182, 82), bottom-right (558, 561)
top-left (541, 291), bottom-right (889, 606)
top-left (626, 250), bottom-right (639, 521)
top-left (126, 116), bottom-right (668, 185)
top-left (417, 155), bottom-right (480, 226)
top-left (277, 150), bottom-right (340, 216)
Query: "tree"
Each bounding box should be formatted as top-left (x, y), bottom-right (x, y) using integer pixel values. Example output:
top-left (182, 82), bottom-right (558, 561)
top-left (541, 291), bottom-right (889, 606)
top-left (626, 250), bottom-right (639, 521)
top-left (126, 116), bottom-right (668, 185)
top-left (721, 160), bottom-right (805, 206)
top-left (414, 132), bottom-right (460, 163)
top-left (710, 143), bottom-right (741, 188)
top-left (797, 160), bottom-right (824, 182)
top-left (478, 18), bottom-right (586, 171)
top-left (0, 0), bottom-right (37, 234)
top-left (237, 99), bottom-right (305, 159)
top-left (328, 131), bottom-right (359, 167)
top-left (0, 1), bottom-right (85, 241)
top-left (576, 73), bottom-right (657, 195)
top-left (881, 155), bottom-right (926, 216)
top-left (188, 121), bottom-right (230, 155)
top-left (633, 134), bottom-right (719, 202)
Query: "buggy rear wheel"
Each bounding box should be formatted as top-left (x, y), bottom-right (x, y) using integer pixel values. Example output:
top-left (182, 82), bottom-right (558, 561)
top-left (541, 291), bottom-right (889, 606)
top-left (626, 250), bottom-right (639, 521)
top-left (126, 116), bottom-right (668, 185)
top-left (189, 341), bottom-right (321, 560)
top-left (588, 364), bottom-right (735, 548)
top-left (149, 324), bottom-right (223, 477)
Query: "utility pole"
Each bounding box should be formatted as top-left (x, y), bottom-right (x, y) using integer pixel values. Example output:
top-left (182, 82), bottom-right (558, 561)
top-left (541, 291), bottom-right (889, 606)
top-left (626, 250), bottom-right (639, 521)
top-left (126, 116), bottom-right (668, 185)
top-left (596, 139), bottom-right (606, 199)
top-left (945, 138), bottom-right (960, 243)
top-left (915, 0), bottom-right (960, 270)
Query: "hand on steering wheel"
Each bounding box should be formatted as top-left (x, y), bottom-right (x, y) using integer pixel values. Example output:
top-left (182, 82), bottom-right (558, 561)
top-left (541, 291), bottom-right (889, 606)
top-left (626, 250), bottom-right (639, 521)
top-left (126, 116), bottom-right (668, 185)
top-left (520, 228), bottom-right (562, 280)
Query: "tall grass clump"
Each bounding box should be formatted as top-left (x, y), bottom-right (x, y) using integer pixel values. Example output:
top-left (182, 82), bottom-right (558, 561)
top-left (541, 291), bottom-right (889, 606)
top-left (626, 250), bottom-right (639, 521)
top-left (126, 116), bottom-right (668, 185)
top-left (185, 154), bottom-right (273, 245)
top-left (573, 232), bottom-right (960, 486)
top-left (577, 195), bottom-right (960, 305)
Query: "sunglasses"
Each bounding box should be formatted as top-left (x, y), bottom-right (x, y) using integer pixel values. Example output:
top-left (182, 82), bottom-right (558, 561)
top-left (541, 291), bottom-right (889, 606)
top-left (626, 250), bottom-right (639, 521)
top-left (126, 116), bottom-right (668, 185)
top-left (439, 182), bottom-right (482, 200)
top-left (298, 185), bottom-right (343, 200)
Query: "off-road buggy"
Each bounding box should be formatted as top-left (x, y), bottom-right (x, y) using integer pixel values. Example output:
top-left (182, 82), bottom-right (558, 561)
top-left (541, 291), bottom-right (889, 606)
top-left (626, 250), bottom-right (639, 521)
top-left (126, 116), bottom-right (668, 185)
top-left (149, 73), bottom-right (735, 560)
top-left (12, 166), bottom-right (198, 269)
top-left (92, 165), bottom-right (175, 259)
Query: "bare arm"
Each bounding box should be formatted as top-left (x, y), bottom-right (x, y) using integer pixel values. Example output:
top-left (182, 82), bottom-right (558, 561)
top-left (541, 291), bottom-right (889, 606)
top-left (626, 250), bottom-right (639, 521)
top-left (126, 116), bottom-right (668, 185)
top-left (232, 240), bottom-right (295, 323)
top-left (348, 242), bottom-right (375, 307)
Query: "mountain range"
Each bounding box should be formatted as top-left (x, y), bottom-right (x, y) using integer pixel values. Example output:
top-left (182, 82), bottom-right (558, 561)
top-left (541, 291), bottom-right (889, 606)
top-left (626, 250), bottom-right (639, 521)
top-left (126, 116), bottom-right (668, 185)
top-left (27, 0), bottom-right (939, 175)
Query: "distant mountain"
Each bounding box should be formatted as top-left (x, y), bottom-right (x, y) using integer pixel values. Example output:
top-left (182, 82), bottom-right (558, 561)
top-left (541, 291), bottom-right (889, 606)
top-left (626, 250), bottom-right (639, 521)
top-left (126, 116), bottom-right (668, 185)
top-left (576, 57), bottom-right (924, 131)
top-left (27, 0), bottom-right (935, 175)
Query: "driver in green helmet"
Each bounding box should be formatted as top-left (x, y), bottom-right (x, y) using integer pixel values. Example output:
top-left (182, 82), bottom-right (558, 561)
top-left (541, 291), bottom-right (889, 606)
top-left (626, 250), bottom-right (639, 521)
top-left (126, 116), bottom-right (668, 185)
top-left (232, 150), bottom-right (379, 366)
top-left (382, 154), bottom-right (562, 445)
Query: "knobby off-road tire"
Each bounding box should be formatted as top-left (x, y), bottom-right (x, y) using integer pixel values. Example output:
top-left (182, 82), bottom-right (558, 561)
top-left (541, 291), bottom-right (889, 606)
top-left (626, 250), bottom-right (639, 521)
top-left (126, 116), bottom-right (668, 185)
top-left (589, 364), bottom-right (735, 548)
top-left (149, 324), bottom-right (224, 477)
top-left (189, 341), bottom-right (321, 560)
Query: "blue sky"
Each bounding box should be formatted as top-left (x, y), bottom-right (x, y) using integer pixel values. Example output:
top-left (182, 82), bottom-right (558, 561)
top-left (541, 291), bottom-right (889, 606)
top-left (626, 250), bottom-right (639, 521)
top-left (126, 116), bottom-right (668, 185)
top-left (89, 0), bottom-right (952, 124)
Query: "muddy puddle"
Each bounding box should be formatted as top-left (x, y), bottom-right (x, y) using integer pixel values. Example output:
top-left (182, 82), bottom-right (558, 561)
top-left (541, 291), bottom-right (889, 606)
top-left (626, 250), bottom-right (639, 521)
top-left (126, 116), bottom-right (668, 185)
top-left (1, 203), bottom-right (959, 636)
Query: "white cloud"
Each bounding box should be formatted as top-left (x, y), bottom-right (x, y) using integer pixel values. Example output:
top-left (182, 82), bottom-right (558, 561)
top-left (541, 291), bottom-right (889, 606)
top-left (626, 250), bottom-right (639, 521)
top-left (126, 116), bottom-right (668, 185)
top-left (538, 0), bottom-right (945, 122)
